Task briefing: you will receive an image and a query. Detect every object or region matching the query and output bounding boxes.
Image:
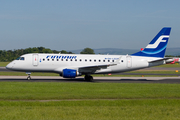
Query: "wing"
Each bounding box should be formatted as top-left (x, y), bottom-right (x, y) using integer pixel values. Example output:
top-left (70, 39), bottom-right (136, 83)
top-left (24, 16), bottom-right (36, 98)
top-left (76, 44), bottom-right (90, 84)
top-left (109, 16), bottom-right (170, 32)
top-left (78, 56), bottom-right (121, 73)
top-left (54, 57), bottom-right (121, 74)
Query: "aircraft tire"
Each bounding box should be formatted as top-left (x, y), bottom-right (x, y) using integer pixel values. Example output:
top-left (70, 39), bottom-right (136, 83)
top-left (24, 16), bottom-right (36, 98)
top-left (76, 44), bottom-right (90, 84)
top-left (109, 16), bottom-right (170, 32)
top-left (84, 75), bottom-right (93, 81)
top-left (27, 76), bottom-right (31, 80)
top-left (89, 76), bottom-right (93, 81)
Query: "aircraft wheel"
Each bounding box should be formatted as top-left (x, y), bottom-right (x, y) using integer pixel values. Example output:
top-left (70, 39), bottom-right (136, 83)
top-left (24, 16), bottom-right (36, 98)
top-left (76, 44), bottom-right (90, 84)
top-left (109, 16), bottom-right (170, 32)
top-left (84, 75), bottom-right (88, 80)
top-left (84, 75), bottom-right (93, 81)
top-left (89, 76), bottom-right (93, 81)
top-left (27, 76), bottom-right (31, 80)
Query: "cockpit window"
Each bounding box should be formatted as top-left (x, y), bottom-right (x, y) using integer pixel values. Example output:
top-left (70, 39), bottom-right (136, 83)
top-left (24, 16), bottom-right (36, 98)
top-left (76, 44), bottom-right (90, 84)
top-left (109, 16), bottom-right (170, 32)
top-left (16, 57), bottom-right (25, 60)
top-left (16, 57), bottom-right (21, 60)
top-left (20, 57), bottom-right (25, 60)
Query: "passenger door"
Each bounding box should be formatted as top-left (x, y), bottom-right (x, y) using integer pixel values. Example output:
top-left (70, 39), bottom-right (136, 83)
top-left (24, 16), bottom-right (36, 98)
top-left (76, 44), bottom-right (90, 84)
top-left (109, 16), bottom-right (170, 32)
top-left (32, 54), bottom-right (39, 66)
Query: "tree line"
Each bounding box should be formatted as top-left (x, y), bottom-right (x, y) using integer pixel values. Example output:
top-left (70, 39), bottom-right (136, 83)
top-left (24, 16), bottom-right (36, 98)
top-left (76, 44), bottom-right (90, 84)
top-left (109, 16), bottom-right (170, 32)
top-left (0, 47), bottom-right (73, 62)
top-left (0, 47), bottom-right (95, 62)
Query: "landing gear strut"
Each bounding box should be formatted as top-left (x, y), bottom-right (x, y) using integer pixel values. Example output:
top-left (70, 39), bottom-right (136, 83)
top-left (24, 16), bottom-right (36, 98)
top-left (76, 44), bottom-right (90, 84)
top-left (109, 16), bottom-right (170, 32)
top-left (84, 75), bottom-right (93, 81)
top-left (26, 72), bottom-right (31, 80)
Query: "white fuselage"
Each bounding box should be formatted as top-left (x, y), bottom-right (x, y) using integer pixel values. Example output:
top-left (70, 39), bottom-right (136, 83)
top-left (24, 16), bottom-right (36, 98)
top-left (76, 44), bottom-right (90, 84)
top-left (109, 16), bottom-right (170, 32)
top-left (6, 53), bottom-right (165, 75)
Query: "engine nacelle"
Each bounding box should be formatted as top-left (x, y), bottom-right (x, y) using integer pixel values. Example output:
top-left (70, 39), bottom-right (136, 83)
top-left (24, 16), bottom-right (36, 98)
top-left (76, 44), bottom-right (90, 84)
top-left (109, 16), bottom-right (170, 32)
top-left (62, 69), bottom-right (78, 78)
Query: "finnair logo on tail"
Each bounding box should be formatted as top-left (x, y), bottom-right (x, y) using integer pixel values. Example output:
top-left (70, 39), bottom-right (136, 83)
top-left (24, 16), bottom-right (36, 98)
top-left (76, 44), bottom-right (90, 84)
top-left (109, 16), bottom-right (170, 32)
top-left (146, 35), bottom-right (169, 49)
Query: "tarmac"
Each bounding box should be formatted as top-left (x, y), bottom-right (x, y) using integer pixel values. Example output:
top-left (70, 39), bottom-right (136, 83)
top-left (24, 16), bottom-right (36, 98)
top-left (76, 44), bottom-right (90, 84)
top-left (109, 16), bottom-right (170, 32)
top-left (0, 76), bottom-right (180, 84)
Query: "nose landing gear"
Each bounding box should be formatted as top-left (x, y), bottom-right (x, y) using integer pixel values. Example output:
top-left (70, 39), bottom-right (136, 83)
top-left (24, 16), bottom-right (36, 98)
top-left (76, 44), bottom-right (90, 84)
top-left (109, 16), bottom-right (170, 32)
top-left (26, 72), bottom-right (31, 80)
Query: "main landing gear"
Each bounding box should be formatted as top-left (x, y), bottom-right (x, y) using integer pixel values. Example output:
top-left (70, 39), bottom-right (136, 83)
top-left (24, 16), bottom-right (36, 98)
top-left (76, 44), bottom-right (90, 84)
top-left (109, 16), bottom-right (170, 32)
top-left (84, 75), bottom-right (93, 81)
top-left (26, 72), bottom-right (31, 80)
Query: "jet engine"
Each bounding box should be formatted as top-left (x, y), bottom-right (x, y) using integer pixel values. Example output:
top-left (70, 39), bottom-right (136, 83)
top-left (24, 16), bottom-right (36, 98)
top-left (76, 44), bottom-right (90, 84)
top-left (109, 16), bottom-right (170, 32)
top-left (62, 69), bottom-right (80, 78)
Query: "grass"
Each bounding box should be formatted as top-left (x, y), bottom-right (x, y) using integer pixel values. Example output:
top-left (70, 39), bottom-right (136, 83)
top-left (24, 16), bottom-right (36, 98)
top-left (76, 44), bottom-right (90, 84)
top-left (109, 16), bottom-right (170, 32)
top-left (0, 99), bottom-right (180, 120)
top-left (0, 62), bottom-right (9, 67)
top-left (0, 82), bottom-right (180, 100)
top-left (0, 82), bottom-right (180, 119)
top-left (154, 63), bottom-right (180, 67)
top-left (129, 70), bottom-right (179, 74)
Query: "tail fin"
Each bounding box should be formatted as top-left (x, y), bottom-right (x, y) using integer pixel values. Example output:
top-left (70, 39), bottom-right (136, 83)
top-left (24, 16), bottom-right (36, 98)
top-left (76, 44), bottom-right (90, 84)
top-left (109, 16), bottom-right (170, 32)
top-left (131, 27), bottom-right (171, 58)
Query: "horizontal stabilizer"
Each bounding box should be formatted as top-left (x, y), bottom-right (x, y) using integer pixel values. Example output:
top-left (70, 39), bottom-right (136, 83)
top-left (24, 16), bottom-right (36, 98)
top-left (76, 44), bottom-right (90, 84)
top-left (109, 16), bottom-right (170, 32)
top-left (148, 57), bottom-right (171, 63)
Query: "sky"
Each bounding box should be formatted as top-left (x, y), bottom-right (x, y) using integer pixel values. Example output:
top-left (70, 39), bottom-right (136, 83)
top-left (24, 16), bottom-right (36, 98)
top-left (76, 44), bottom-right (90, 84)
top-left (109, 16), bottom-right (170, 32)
top-left (0, 0), bottom-right (180, 51)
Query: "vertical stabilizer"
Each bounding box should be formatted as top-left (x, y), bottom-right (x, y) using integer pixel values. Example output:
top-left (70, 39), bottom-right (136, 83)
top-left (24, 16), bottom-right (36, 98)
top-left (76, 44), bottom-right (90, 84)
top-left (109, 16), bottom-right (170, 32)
top-left (131, 27), bottom-right (171, 58)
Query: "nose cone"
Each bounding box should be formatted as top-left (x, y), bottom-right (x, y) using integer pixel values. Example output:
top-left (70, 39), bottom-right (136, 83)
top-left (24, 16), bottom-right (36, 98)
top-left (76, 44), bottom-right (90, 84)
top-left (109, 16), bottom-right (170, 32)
top-left (6, 62), bottom-right (14, 70)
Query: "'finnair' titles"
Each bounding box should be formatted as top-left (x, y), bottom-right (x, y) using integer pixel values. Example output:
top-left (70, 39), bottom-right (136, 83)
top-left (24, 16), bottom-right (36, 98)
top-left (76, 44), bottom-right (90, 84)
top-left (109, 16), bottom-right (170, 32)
top-left (46, 55), bottom-right (77, 59)
top-left (6, 27), bottom-right (172, 81)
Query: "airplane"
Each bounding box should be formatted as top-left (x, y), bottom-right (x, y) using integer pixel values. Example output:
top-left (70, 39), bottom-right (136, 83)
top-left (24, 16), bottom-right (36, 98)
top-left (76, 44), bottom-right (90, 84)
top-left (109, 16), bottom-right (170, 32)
top-left (165, 57), bottom-right (180, 64)
top-left (6, 27), bottom-right (171, 81)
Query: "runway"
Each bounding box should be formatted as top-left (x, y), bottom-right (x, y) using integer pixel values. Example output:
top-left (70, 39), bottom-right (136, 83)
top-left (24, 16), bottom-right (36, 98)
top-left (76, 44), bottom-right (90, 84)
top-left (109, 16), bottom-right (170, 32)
top-left (0, 76), bottom-right (180, 83)
top-left (0, 67), bottom-right (11, 72)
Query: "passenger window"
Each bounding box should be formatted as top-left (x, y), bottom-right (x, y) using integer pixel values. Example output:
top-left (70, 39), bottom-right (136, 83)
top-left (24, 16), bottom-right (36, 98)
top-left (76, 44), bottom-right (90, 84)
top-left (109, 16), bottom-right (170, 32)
top-left (108, 60), bottom-right (110, 62)
top-left (80, 59), bottom-right (82, 61)
top-left (103, 60), bottom-right (105, 62)
top-left (66, 59), bottom-right (68, 61)
top-left (71, 59), bottom-right (73, 61)
top-left (57, 59), bottom-right (59, 61)
top-left (61, 59), bottom-right (63, 61)
top-left (89, 59), bottom-right (91, 62)
top-left (43, 59), bottom-right (45, 61)
top-left (85, 59), bottom-right (87, 62)
top-left (75, 59), bottom-right (77, 61)
top-left (52, 59), bottom-right (54, 61)
top-left (47, 59), bottom-right (49, 61)
top-left (112, 60), bottom-right (114, 62)
top-left (99, 60), bottom-right (101, 62)
top-left (94, 60), bottom-right (96, 62)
